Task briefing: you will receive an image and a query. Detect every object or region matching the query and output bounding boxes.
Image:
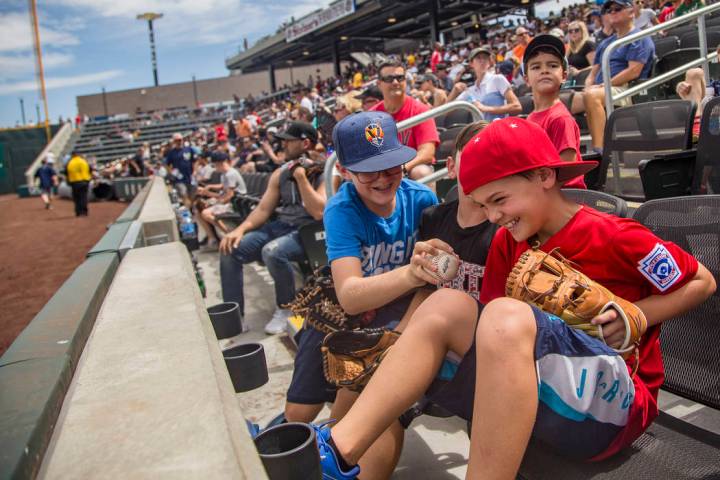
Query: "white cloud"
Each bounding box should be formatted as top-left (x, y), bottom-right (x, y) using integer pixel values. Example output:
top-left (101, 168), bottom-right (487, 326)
top-left (0, 69), bottom-right (123, 94)
top-left (0, 52), bottom-right (74, 78)
top-left (49, 0), bottom-right (324, 47)
top-left (0, 12), bottom-right (80, 52)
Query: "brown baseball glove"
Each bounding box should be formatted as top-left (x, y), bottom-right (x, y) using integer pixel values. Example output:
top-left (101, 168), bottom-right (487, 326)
top-left (283, 266), bottom-right (370, 334)
top-left (321, 328), bottom-right (400, 392)
top-left (506, 248), bottom-right (647, 360)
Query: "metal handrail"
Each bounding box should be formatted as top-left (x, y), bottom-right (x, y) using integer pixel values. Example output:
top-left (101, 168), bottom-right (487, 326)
top-left (323, 100), bottom-right (483, 198)
top-left (602, 2), bottom-right (720, 115)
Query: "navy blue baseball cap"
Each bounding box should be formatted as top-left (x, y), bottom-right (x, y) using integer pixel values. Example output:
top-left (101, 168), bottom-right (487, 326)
top-left (332, 111), bottom-right (416, 172)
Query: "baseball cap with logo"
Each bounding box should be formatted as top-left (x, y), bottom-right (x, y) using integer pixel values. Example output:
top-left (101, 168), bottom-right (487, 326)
top-left (274, 121), bottom-right (318, 144)
top-left (332, 111), bottom-right (416, 172)
top-left (459, 118), bottom-right (597, 194)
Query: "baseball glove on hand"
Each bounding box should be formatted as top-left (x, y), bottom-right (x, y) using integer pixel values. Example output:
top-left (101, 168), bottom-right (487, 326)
top-left (322, 328), bottom-right (400, 392)
top-left (283, 266), bottom-right (368, 334)
top-left (506, 248), bottom-right (647, 360)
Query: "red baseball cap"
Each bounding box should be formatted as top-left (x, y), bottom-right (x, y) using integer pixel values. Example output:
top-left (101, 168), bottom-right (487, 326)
top-left (459, 118), bottom-right (597, 195)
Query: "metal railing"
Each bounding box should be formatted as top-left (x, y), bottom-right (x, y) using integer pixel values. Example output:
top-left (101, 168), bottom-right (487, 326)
top-left (324, 100), bottom-right (483, 198)
top-left (603, 2), bottom-right (720, 115)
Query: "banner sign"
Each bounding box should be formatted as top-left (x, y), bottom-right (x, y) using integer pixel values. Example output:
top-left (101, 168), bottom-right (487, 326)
top-left (285, 0), bottom-right (355, 43)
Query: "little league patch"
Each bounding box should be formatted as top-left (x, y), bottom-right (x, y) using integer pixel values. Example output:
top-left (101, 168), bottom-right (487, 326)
top-left (637, 243), bottom-right (681, 292)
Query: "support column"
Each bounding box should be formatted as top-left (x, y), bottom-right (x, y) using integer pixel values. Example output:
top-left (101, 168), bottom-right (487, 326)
top-left (332, 40), bottom-right (341, 78)
top-left (268, 63), bottom-right (276, 93)
top-left (428, 0), bottom-right (439, 44)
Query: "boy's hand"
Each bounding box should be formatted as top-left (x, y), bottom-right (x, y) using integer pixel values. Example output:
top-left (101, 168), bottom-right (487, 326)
top-left (591, 309), bottom-right (625, 349)
top-left (451, 82), bottom-right (468, 95)
top-left (408, 239), bottom-right (455, 286)
top-left (676, 81), bottom-right (691, 97)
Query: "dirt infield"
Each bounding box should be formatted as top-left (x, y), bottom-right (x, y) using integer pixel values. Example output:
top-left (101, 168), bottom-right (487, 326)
top-left (0, 195), bottom-right (127, 356)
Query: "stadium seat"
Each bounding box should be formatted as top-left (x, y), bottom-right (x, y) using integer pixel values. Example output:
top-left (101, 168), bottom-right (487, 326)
top-left (640, 96), bottom-right (720, 199)
top-left (297, 221), bottom-right (328, 270)
top-left (679, 27), bottom-right (720, 50)
top-left (653, 35), bottom-right (681, 60)
top-left (437, 109), bottom-right (474, 129)
top-left (436, 125), bottom-right (465, 163)
top-left (562, 189), bottom-right (629, 217)
top-left (519, 195), bottom-right (720, 480)
top-left (652, 48), bottom-right (704, 100)
top-left (588, 100), bottom-right (696, 200)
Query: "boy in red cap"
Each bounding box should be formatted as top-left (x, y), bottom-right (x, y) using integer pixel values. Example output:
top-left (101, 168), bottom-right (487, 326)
top-left (312, 117), bottom-right (716, 479)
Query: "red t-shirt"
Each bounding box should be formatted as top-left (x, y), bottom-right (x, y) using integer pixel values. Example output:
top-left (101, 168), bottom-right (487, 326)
top-left (370, 96), bottom-right (440, 151)
top-left (431, 51), bottom-right (442, 72)
top-left (658, 5), bottom-right (675, 22)
top-left (527, 101), bottom-right (586, 189)
top-left (480, 206), bottom-right (699, 460)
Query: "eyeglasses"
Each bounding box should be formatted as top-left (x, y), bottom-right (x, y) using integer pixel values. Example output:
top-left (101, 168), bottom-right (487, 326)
top-left (379, 74), bottom-right (406, 83)
top-left (350, 165), bottom-right (405, 184)
top-left (568, 28), bottom-right (581, 33)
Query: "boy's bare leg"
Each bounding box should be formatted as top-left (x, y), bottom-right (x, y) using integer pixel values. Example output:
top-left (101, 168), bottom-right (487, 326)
top-left (466, 298), bottom-right (538, 480)
top-left (198, 207), bottom-right (219, 242)
top-left (583, 86), bottom-right (607, 150)
top-left (285, 402), bottom-right (324, 423)
top-left (330, 389), bottom-right (404, 480)
top-left (676, 68), bottom-right (706, 106)
top-left (330, 289), bottom-right (478, 465)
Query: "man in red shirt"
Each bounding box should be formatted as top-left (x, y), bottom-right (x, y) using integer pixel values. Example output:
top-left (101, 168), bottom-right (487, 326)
top-left (370, 60), bottom-right (440, 183)
top-left (309, 118), bottom-right (716, 479)
top-left (430, 42), bottom-right (443, 72)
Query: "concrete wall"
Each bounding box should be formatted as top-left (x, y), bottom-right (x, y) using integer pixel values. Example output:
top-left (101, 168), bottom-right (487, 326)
top-left (77, 62), bottom-right (344, 117)
top-left (137, 177), bottom-right (179, 246)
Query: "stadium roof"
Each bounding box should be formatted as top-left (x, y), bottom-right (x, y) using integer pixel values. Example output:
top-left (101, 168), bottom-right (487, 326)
top-left (226, 0), bottom-right (535, 74)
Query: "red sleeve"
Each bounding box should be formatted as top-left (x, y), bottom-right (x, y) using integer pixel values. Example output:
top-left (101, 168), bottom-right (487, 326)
top-left (546, 112), bottom-right (580, 159)
top-left (410, 102), bottom-right (440, 147)
top-left (479, 229), bottom-right (515, 304)
top-left (607, 221), bottom-right (699, 295)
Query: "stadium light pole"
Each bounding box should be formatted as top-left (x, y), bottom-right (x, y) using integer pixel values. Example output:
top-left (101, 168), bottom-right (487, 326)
top-left (19, 98), bottom-right (26, 125)
top-left (137, 12), bottom-right (163, 87)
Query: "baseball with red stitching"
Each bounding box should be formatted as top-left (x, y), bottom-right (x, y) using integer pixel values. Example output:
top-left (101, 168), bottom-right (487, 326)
top-left (424, 252), bottom-right (460, 282)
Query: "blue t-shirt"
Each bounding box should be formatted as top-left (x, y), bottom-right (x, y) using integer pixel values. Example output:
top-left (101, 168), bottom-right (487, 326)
top-left (165, 147), bottom-right (195, 185)
top-left (35, 165), bottom-right (56, 189)
top-left (324, 179), bottom-right (438, 276)
top-left (594, 29), bottom-right (655, 84)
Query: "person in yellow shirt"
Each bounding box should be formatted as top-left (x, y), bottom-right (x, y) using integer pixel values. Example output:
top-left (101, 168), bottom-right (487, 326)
top-left (352, 70), bottom-right (364, 89)
top-left (65, 151), bottom-right (92, 216)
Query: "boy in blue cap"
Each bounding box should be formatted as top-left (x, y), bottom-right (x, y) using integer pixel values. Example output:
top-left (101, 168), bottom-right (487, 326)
top-left (286, 111), bottom-right (438, 479)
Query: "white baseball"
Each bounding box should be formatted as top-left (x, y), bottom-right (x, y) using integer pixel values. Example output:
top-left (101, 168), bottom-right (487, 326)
top-left (423, 252), bottom-right (460, 282)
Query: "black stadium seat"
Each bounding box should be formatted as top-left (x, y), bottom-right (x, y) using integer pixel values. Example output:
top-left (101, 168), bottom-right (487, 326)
top-left (652, 35), bottom-right (680, 59)
top-left (562, 189), bottom-right (629, 217)
top-left (679, 27), bottom-right (720, 50)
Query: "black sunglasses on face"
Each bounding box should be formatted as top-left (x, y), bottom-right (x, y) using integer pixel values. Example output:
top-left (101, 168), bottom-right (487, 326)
top-left (605, 5), bottom-right (628, 13)
top-left (379, 74), bottom-right (406, 83)
top-left (569, 28), bottom-right (581, 33)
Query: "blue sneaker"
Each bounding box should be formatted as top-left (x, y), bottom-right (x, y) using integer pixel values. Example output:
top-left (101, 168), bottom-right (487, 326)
top-left (312, 421), bottom-right (360, 480)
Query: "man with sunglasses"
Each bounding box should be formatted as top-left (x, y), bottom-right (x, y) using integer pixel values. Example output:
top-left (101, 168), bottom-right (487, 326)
top-left (581, 0), bottom-right (655, 151)
top-left (370, 60), bottom-right (439, 183)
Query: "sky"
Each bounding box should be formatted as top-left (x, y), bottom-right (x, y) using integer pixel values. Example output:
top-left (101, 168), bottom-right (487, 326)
top-left (0, 0), bottom-right (325, 129)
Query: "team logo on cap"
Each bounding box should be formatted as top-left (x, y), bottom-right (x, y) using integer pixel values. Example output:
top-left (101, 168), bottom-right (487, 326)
top-left (365, 122), bottom-right (384, 148)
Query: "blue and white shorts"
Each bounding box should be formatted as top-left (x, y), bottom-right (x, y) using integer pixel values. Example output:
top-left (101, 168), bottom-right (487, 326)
top-left (427, 304), bottom-right (634, 459)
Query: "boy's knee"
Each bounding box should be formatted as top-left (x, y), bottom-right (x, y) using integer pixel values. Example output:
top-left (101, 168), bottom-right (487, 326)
top-left (412, 289), bottom-right (478, 333)
top-left (476, 298), bottom-right (536, 352)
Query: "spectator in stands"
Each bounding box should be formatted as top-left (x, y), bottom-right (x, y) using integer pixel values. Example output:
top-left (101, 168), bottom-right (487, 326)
top-left (511, 26), bottom-right (533, 62)
top-left (333, 92), bottom-right (362, 122)
top-left (675, 0), bottom-right (704, 17)
top-left (219, 122), bottom-right (326, 335)
top-left (196, 152), bottom-right (247, 250)
top-left (430, 42), bottom-right (444, 72)
top-left (355, 85), bottom-right (383, 111)
top-left (567, 20), bottom-right (596, 76)
top-left (35, 156), bottom-right (58, 210)
top-left (65, 150), bottom-right (92, 217)
top-left (352, 68), bottom-right (364, 89)
top-left (297, 88), bottom-right (315, 114)
top-left (633, 0), bottom-right (660, 28)
top-left (371, 60), bottom-right (439, 183)
top-left (235, 114), bottom-right (253, 140)
top-left (593, 9), bottom-right (614, 43)
top-left (524, 35), bottom-right (587, 188)
top-left (415, 73), bottom-right (448, 107)
top-left (128, 146), bottom-right (146, 177)
top-left (581, 0), bottom-right (655, 151)
top-left (659, 0), bottom-right (682, 21)
top-left (675, 45), bottom-right (720, 139)
top-left (165, 133), bottom-right (196, 206)
top-left (434, 63), bottom-right (455, 91)
top-left (448, 46), bottom-right (522, 120)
